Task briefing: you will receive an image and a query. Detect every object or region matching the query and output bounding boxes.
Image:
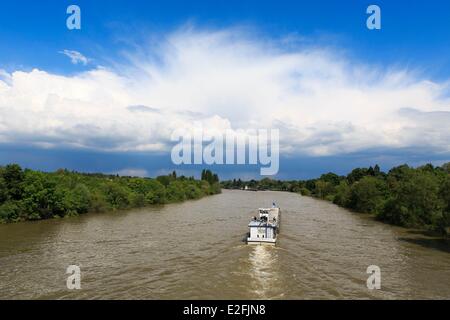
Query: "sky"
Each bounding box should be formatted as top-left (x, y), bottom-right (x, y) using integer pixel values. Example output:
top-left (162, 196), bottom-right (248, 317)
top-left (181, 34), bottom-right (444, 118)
top-left (0, 0), bottom-right (449, 179)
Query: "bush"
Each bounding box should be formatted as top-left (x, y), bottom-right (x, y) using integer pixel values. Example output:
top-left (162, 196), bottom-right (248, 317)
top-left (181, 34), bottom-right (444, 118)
top-left (184, 183), bottom-right (203, 199)
top-left (209, 182), bottom-right (222, 195)
top-left (145, 180), bottom-right (167, 204)
top-left (131, 193), bottom-right (146, 207)
top-left (0, 201), bottom-right (20, 222)
top-left (300, 187), bottom-right (311, 196)
top-left (103, 183), bottom-right (131, 209)
top-left (166, 181), bottom-right (186, 202)
top-left (70, 184), bottom-right (91, 213)
top-left (89, 191), bottom-right (109, 213)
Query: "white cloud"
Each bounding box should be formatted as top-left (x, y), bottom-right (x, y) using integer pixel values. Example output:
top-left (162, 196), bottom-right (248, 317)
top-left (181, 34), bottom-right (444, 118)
top-left (115, 168), bottom-right (149, 177)
top-left (59, 49), bottom-right (89, 65)
top-left (0, 27), bottom-right (449, 157)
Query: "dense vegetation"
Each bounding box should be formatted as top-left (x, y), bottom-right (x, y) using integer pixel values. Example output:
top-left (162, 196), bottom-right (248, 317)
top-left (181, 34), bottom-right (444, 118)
top-left (222, 163), bottom-right (450, 236)
top-left (0, 164), bottom-right (221, 223)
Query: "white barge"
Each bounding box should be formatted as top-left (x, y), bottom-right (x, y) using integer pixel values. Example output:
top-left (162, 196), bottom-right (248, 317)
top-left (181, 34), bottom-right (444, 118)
top-left (247, 204), bottom-right (281, 245)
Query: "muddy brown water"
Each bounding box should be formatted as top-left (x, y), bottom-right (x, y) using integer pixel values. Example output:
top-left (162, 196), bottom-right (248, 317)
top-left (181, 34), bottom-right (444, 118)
top-left (0, 190), bottom-right (449, 299)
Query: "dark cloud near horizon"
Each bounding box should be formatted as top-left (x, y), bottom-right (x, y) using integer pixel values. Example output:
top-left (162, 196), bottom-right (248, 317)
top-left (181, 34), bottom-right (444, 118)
top-left (0, 143), bottom-right (448, 180)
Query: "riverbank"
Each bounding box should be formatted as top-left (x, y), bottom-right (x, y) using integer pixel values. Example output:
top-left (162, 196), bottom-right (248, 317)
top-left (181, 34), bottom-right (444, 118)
top-left (0, 164), bottom-right (221, 223)
top-left (222, 162), bottom-right (450, 239)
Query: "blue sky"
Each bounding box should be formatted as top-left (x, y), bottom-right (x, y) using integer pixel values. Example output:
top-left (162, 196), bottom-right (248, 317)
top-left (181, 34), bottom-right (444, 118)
top-left (0, 0), bottom-right (449, 179)
top-left (1, 0), bottom-right (450, 78)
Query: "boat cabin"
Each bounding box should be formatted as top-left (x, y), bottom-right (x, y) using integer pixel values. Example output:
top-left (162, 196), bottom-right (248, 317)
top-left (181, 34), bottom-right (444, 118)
top-left (247, 207), bottom-right (281, 245)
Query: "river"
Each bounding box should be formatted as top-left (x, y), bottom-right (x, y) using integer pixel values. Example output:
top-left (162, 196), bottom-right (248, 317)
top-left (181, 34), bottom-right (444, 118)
top-left (0, 190), bottom-right (449, 299)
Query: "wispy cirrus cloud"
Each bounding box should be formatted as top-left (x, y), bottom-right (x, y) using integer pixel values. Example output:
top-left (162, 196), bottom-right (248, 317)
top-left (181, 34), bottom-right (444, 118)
top-left (0, 26), bottom-right (449, 159)
top-left (59, 49), bottom-right (90, 65)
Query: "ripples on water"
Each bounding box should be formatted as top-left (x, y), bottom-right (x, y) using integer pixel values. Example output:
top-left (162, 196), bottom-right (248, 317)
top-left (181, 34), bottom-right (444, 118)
top-left (0, 190), bottom-right (449, 299)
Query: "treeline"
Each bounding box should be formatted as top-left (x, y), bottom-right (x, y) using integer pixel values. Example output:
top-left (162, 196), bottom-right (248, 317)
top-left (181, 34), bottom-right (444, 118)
top-left (0, 164), bottom-right (221, 223)
top-left (201, 169), bottom-right (219, 185)
top-left (222, 163), bottom-right (450, 235)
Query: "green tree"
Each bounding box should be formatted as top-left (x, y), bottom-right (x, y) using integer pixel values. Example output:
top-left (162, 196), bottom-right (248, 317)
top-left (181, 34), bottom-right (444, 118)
top-left (166, 181), bottom-right (186, 202)
top-left (202, 169), bottom-right (218, 184)
top-left (441, 162), bottom-right (450, 174)
top-left (184, 182), bottom-right (203, 199)
top-left (333, 180), bottom-right (351, 206)
top-left (89, 191), bottom-right (109, 212)
top-left (379, 172), bottom-right (441, 227)
top-left (348, 176), bottom-right (386, 214)
top-left (2, 164), bottom-right (24, 200)
top-left (346, 168), bottom-right (369, 184)
top-left (0, 176), bottom-right (8, 204)
top-left (0, 201), bottom-right (20, 222)
top-left (374, 164), bottom-right (381, 176)
top-left (156, 175), bottom-right (173, 187)
top-left (68, 183), bottom-right (91, 213)
top-left (299, 187), bottom-right (311, 196)
top-left (319, 172), bottom-right (341, 186)
top-left (145, 180), bottom-right (167, 204)
top-left (314, 180), bottom-right (335, 199)
top-left (209, 182), bottom-right (222, 195)
top-left (437, 176), bottom-right (450, 234)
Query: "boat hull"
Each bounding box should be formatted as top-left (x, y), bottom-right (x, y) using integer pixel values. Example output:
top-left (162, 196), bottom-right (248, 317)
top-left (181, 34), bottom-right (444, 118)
top-left (246, 237), bottom-right (277, 245)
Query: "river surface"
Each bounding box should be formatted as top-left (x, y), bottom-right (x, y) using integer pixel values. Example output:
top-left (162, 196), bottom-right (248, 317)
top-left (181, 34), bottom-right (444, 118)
top-left (0, 190), bottom-right (449, 299)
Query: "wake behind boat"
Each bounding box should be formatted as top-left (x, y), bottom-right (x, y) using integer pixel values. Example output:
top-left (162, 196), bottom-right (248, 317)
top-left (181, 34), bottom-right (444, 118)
top-left (247, 203), bottom-right (281, 245)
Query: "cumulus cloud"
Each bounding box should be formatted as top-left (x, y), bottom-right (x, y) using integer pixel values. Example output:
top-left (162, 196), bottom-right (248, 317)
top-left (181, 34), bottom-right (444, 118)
top-left (127, 105), bottom-right (161, 113)
top-left (0, 27), bottom-right (449, 157)
top-left (59, 49), bottom-right (90, 65)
